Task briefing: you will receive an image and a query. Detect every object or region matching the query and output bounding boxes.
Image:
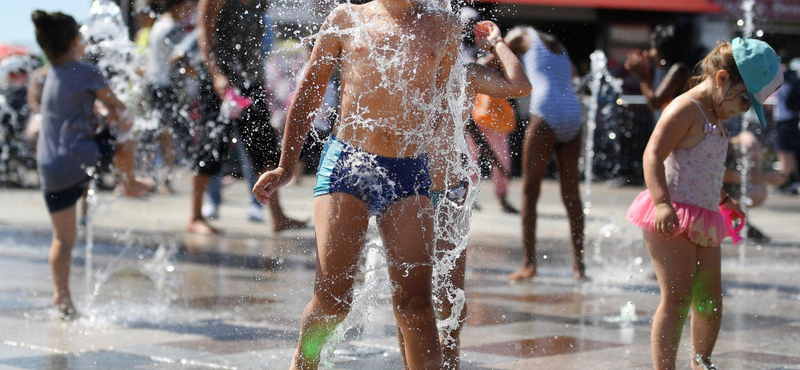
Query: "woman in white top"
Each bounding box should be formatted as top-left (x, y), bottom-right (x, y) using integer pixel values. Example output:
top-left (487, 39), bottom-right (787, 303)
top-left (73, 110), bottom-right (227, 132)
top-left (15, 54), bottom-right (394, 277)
top-left (506, 27), bottom-right (586, 281)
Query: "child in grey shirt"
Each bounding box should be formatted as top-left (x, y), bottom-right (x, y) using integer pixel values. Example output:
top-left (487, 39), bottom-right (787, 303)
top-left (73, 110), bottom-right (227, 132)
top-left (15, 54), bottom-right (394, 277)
top-left (33, 10), bottom-right (153, 319)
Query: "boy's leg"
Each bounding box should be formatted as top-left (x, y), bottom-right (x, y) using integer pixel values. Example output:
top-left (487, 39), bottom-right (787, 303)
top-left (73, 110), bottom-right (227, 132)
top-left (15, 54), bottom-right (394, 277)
top-left (555, 133), bottom-right (586, 280)
top-left (49, 204), bottom-right (78, 317)
top-left (435, 237), bottom-right (467, 370)
top-left (645, 232), bottom-right (698, 370)
top-left (378, 196), bottom-right (442, 370)
top-left (292, 193), bottom-right (369, 369)
top-left (690, 246), bottom-right (723, 369)
top-left (509, 116), bottom-right (556, 281)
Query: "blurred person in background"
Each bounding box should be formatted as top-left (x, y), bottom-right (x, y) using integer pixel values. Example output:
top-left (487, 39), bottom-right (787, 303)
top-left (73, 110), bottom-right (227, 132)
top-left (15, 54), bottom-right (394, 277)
top-left (506, 26), bottom-right (586, 281)
top-left (191, 0), bottom-right (306, 234)
top-left (770, 52), bottom-right (800, 194)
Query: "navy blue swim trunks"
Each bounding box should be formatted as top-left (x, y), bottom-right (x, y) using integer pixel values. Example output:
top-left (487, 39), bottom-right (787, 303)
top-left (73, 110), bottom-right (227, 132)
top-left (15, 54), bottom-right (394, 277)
top-left (314, 136), bottom-right (432, 216)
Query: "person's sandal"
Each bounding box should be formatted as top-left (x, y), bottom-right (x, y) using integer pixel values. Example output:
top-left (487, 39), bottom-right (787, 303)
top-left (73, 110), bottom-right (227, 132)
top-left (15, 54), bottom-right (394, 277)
top-left (694, 354), bottom-right (718, 370)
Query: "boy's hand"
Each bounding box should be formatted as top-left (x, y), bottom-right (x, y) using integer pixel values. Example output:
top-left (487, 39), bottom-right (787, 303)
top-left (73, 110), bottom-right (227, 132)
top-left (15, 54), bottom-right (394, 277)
top-left (474, 21), bottom-right (502, 51)
top-left (253, 166), bottom-right (293, 204)
top-left (653, 202), bottom-right (679, 239)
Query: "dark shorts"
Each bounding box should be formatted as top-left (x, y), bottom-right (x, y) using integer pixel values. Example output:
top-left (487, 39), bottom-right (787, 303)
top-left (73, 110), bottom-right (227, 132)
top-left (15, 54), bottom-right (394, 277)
top-left (773, 117), bottom-right (799, 152)
top-left (44, 179), bottom-right (89, 214)
top-left (42, 132), bottom-right (114, 214)
top-left (314, 136), bottom-right (431, 216)
top-left (194, 82), bottom-right (279, 177)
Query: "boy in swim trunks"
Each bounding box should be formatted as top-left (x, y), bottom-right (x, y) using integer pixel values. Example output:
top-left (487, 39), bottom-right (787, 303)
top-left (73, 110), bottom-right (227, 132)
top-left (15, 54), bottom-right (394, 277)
top-left (252, 1), bottom-right (460, 369)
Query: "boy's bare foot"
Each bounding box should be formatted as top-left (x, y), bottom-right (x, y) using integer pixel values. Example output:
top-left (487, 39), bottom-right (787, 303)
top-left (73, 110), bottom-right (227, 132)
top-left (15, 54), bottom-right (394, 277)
top-left (186, 218), bottom-right (220, 235)
top-left (273, 217), bottom-right (308, 233)
top-left (120, 178), bottom-right (156, 198)
top-left (507, 265), bottom-right (537, 281)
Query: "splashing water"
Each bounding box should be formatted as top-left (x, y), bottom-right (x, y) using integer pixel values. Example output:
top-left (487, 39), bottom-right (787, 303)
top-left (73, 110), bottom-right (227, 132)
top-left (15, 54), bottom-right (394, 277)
top-left (82, 0), bottom-right (157, 133)
top-left (738, 0), bottom-right (757, 266)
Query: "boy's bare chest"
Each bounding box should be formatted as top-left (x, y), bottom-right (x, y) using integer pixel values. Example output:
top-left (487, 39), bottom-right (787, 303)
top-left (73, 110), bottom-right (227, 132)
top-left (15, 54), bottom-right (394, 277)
top-left (342, 25), bottom-right (443, 69)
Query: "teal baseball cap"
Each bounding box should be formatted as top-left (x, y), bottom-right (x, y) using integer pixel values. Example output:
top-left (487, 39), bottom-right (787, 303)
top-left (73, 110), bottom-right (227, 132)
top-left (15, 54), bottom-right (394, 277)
top-left (732, 37), bottom-right (783, 127)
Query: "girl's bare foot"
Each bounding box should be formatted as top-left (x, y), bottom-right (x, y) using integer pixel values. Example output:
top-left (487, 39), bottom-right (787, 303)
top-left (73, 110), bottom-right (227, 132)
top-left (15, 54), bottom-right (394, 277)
top-left (53, 295), bottom-right (78, 321)
top-left (273, 217), bottom-right (308, 233)
top-left (507, 264), bottom-right (537, 281)
top-left (573, 262), bottom-right (588, 281)
top-left (692, 354), bottom-right (718, 370)
top-left (186, 218), bottom-right (220, 235)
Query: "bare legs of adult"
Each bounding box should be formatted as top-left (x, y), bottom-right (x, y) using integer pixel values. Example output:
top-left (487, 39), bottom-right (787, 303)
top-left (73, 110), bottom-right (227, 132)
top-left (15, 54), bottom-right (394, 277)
top-left (257, 164), bottom-right (307, 233)
top-left (49, 204), bottom-right (78, 320)
top-left (646, 232), bottom-right (722, 370)
top-left (291, 195), bottom-right (442, 369)
top-left (186, 173), bottom-right (219, 235)
top-left (508, 116), bottom-right (554, 281)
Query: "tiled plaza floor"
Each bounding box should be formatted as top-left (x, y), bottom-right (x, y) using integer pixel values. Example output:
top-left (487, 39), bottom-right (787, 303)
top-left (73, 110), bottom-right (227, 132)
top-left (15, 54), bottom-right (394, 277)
top-left (0, 174), bottom-right (799, 369)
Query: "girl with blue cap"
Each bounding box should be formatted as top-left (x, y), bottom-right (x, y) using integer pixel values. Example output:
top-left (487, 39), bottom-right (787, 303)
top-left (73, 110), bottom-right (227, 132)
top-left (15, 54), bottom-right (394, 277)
top-left (626, 38), bottom-right (781, 370)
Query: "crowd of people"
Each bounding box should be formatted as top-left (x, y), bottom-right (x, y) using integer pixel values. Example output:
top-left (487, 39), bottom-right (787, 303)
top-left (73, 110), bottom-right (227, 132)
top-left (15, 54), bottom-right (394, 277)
top-left (1, 0), bottom-right (793, 369)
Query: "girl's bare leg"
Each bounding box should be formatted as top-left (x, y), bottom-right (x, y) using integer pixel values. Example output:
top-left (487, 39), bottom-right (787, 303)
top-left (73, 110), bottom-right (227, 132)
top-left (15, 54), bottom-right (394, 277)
top-left (690, 246), bottom-right (722, 370)
top-left (378, 196), bottom-right (442, 370)
top-left (291, 193), bottom-right (369, 369)
top-left (646, 232), bottom-right (698, 370)
top-left (49, 204), bottom-right (79, 319)
top-left (554, 133), bottom-right (586, 280)
top-left (509, 116), bottom-right (556, 281)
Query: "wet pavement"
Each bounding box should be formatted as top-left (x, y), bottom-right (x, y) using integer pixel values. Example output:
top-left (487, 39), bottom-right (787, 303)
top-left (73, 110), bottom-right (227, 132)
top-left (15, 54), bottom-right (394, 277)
top-left (1, 172), bottom-right (799, 369)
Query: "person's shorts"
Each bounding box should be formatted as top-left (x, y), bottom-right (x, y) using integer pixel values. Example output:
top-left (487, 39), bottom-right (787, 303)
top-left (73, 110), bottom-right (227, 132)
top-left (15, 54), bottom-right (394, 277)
top-left (194, 82), bottom-right (279, 177)
top-left (773, 117), bottom-right (799, 152)
top-left (44, 179), bottom-right (89, 214)
top-left (314, 135), bottom-right (431, 216)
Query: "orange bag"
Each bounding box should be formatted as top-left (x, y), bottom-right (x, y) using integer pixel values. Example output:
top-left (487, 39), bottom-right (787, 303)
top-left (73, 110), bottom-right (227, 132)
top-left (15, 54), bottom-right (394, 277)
top-left (471, 94), bottom-right (517, 134)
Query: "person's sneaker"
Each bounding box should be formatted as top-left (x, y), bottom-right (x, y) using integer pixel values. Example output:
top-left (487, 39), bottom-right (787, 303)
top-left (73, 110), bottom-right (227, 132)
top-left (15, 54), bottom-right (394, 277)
top-left (202, 203), bottom-right (219, 220)
top-left (248, 205), bottom-right (264, 223)
top-left (501, 202), bottom-right (520, 214)
top-left (746, 224), bottom-right (771, 243)
top-left (777, 181), bottom-right (799, 195)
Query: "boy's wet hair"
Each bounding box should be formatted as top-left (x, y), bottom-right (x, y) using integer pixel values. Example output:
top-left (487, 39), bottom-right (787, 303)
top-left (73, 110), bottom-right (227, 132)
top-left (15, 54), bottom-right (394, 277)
top-left (32, 10), bottom-right (80, 62)
top-left (688, 42), bottom-right (743, 89)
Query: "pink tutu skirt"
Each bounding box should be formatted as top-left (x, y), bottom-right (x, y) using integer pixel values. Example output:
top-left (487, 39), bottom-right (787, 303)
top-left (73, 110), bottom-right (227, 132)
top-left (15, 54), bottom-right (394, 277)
top-left (626, 190), bottom-right (728, 247)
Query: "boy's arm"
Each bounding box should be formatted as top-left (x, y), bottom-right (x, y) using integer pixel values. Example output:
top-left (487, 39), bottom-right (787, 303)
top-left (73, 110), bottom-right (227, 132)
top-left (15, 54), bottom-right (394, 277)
top-left (253, 9), bottom-right (343, 201)
top-left (433, 21), bottom-right (460, 127)
top-left (198, 0), bottom-right (228, 98)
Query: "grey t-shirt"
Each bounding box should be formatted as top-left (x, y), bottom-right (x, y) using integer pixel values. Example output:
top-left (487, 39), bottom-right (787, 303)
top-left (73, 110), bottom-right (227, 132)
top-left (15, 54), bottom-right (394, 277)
top-left (37, 61), bottom-right (107, 192)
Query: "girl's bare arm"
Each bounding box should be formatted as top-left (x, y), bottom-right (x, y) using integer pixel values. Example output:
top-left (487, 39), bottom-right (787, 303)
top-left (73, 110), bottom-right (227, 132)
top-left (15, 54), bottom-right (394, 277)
top-left (472, 41), bottom-right (532, 99)
top-left (643, 100), bottom-right (694, 206)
